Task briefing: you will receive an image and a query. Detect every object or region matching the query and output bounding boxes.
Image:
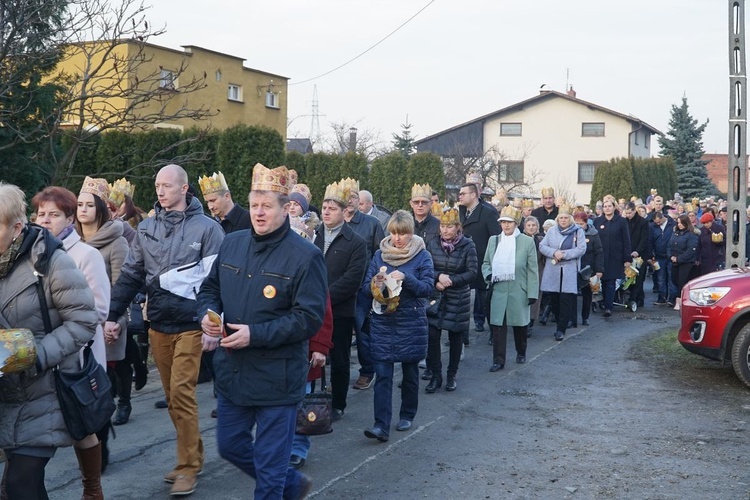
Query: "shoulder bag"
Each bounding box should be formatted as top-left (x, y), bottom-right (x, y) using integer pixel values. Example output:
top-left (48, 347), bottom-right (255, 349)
top-left (35, 272), bottom-right (115, 441)
top-left (295, 365), bottom-right (333, 436)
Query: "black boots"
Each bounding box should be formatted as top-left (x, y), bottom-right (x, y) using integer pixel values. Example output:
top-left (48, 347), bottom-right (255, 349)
top-left (112, 405), bottom-right (131, 426)
top-left (539, 305), bottom-right (551, 325)
top-left (425, 374), bottom-right (442, 393)
top-left (445, 375), bottom-right (457, 391)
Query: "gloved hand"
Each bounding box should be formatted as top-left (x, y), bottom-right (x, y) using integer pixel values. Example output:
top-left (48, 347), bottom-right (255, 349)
top-left (528, 298), bottom-right (537, 306)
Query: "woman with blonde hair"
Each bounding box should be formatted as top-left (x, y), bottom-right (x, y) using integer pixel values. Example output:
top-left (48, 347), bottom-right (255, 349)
top-left (0, 183), bottom-right (98, 499)
top-left (361, 210), bottom-right (434, 441)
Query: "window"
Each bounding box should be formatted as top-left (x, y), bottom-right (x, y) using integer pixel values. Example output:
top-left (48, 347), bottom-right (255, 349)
top-left (634, 131), bottom-right (639, 145)
top-left (582, 122), bottom-right (605, 137)
top-left (159, 69), bottom-right (176, 90)
top-left (645, 133), bottom-right (650, 149)
top-left (265, 91), bottom-right (279, 109)
top-left (578, 162), bottom-right (600, 183)
top-left (215, 70), bottom-right (222, 82)
top-left (500, 122), bottom-right (522, 136)
top-left (498, 161), bottom-right (524, 183)
top-left (228, 84), bottom-right (243, 102)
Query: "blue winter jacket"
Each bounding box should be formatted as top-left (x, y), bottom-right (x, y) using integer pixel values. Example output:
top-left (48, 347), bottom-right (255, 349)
top-left (362, 242), bottom-right (434, 363)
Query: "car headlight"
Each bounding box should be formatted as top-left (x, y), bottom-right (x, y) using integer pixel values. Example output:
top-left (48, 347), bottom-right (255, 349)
top-left (688, 287), bottom-right (731, 306)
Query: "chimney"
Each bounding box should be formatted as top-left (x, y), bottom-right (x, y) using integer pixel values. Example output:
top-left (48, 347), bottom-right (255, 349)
top-left (567, 86), bottom-right (577, 98)
top-left (348, 127), bottom-right (357, 152)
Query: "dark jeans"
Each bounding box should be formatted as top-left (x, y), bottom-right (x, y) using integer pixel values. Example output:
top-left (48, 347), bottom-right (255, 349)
top-left (555, 292), bottom-right (577, 333)
top-left (215, 395), bottom-right (306, 500)
top-left (427, 326), bottom-right (463, 377)
top-left (491, 323), bottom-right (528, 365)
top-left (472, 288), bottom-right (487, 327)
top-left (601, 278), bottom-right (617, 310)
top-left (654, 257), bottom-right (678, 302)
top-left (373, 361), bottom-right (419, 432)
top-left (354, 291), bottom-right (374, 378)
top-left (330, 317), bottom-right (355, 411)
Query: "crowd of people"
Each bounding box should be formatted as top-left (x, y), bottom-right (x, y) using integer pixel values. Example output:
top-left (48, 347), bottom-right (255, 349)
top-left (0, 166), bottom-right (736, 499)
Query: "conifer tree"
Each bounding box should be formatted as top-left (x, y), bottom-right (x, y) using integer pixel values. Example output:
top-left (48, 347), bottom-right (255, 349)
top-left (658, 97), bottom-right (717, 198)
top-left (392, 118), bottom-right (416, 159)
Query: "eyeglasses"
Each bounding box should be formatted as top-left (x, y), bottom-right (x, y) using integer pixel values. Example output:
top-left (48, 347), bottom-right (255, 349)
top-left (411, 200), bottom-right (430, 206)
top-left (458, 192), bottom-right (470, 197)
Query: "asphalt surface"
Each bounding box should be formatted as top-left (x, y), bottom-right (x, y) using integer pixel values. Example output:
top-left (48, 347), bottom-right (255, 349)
top-left (21, 296), bottom-right (750, 498)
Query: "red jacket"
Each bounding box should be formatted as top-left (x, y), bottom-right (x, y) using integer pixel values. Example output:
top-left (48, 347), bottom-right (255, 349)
top-left (307, 295), bottom-right (333, 382)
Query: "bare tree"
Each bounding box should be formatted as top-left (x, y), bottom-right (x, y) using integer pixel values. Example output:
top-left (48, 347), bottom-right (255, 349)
top-left (439, 137), bottom-right (541, 197)
top-left (320, 119), bottom-right (388, 161)
top-left (46, 0), bottom-right (216, 182)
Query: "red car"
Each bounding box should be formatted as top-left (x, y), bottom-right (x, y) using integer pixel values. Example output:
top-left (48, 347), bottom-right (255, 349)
top-left (678, 268), bottom-right (750, 387)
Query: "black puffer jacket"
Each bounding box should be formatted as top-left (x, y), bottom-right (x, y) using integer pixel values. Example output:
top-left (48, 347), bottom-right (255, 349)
top-left (425, 236), bottom-right (478, 333)
top-left (581, 225), bottom-right (604, 274)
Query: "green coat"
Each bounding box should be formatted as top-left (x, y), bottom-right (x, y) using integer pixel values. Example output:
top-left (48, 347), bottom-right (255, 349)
top-left (482, 233), bottom-right (539, 327)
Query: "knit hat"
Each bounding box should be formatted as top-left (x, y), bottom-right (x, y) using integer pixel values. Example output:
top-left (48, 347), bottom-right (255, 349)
top-left (700, 212), bottom-right (714, 224)
top-left (289, 192), bottom-right (309, 213)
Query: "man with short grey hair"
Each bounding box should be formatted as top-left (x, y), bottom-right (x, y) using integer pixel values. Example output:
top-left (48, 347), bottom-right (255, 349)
top-left (358, 189), bottom-right (389, 230)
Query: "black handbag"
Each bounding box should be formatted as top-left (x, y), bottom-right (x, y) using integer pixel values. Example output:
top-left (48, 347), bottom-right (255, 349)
top-left (426, 292), bottom-right (442, 317)
top-left (577, 265), bottom-right (592, 290)
top-left (295, 366), bottom-right (333, 436)
top-left (34, 270), bottom-right (115, 441)
top-left (54, 343), bottom-right (116, 441)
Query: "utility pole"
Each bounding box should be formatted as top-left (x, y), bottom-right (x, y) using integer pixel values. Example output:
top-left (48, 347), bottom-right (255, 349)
top-left (727, 0), bottom-right (748, 268)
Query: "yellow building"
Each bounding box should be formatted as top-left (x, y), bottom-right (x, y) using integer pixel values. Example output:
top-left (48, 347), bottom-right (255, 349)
top-left (54, 40), bottom-right (288, 138)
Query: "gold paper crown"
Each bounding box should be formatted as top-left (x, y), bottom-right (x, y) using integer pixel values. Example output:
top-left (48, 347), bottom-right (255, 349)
top-left (491, 191), bottom-right (506, 207)
top-left (80, 176), bottom-right (110, 203)
top-left (558, 203), bottom-right (573, 215)
top-left (411, 183), bottom-right (432, 201)
top-left (108, 178), bottom-right (134, 207)
top-left (288, 169), bottom-right (298, 188)
top-left (339, 178), bottom-right (360, 196)
top-left (498, 205), bottom-right (521, 224)
top-left (438, 201), bottom-right (459, 225)
top-left (291, 183), bottom-right (312, 203)
top-left (522, 198), bottom-right (535, 209)
top-left (251, 163), bottom-right (290, 194)
top-left (323, 180), bottom-right (351, 205)
top-left (540, 186), bottom-right (555, 198)
top-left (431, 201), bottom-right (442, 217)
top-left (198, 172), bottom-right (229, 196)
top-left (466, 172), bottom-right (482, 186)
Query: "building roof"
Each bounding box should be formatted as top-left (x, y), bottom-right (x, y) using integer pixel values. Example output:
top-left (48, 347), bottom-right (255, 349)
top-left (415, 90), bottom-right (663, 146)
top-left (286, 138), bottom-right (313, 154)
top-left (702, 153), bottom-right (750, 194)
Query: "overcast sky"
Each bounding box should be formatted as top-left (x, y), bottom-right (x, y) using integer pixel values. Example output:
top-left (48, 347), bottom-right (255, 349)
top-left (148, 0), bottom-right (733, 154)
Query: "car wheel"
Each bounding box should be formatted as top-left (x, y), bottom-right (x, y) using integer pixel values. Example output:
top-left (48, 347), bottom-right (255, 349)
top-left (731, 324), bottom-right (750, 388)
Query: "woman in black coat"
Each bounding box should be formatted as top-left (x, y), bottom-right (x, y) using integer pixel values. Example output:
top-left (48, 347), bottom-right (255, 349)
top-left (668, 214), bottom-right (699, 310)
top-left (425, 210), bottom-right (477, 393)
top-left (574, 211), bottom-right (603, 326)
top-left (592, 199), bottom-right (631, 317)
top-left (624, 202), bottom-right (652, 308)
top-left (697, 212), bottom-right (726, 276)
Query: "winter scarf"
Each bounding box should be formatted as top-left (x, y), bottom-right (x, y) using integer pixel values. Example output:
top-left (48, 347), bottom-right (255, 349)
top-left (380, 234), bottom-right (426, 267)
top-left (492, 228), bottom-right (520, 282)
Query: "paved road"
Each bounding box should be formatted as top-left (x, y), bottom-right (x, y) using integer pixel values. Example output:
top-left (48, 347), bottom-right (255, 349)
top-left (27, 299), bottom-right (750, 498)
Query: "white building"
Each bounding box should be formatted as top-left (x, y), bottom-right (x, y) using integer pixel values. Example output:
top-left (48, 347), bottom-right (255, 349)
top-left (415, 89), bottom-right (662, 204)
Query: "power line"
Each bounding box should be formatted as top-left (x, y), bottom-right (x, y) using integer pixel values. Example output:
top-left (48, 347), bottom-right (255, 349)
top-left (290, 0), bottom-right (436, 86)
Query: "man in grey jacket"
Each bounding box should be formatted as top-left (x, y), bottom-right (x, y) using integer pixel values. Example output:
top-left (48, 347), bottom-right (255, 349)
top-left (105, 164), bottom-right (224, 496)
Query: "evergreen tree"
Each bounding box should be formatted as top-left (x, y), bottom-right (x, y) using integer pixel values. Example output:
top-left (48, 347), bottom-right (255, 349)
top-left (658, 97), bottom-right (717, 198)
top-left (392, 119), bottom-right (415, 159)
